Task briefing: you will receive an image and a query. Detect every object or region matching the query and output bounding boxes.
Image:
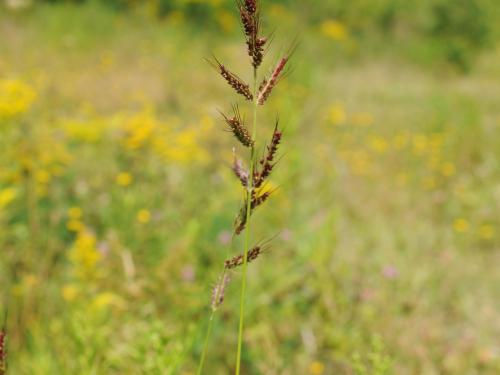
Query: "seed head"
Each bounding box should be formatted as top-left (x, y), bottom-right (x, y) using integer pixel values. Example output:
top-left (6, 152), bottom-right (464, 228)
top-left (224, 246), bottom-right (262, 269)
top-left (234, 188), bottom-right (274, 235)
top-left (239, 6), bottom-right (255, 38)
top-left (209, 58), bottom-right (253, 101)
top-left (251, 190), bottom-right (271, 209)
top-left (232, 152), bottom-right (249, 187)
top-left (238, 0), bottom-right (265, 68)
top-left (257, 56), bottom-right (289, 105)
top-left (254, 122), bottom-right (282, 188)
top-left (211, 274), bottom-right (230, 312)
top-left (221, 105), bottom-right (254, 147)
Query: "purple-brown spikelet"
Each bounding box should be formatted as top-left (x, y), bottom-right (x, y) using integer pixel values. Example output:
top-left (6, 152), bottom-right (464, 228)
top-left (238, 0), bottom-right (265, 68)
top-left (210, 58), bottom-right (253, 101)
top-left (221, 106), bottom-right (254, 147)
top-left (0, 328), bottom-right (6, 375)
top-left (239, 4), bottom-right (255, 38)
top-left (234, 189), bottom-right (273, 235)
top-left (224, 245), bottom-right (262, 269)
top-left (232, 153), bottom-right (249, 187)
top-left (211, 274), bottom-right (230, 312)
top-left (257, 56), bottom-right (289, 105)
top-left (251, 36), bottom-right (266, 68)
top-left (250, 190), bottom-right (271, 209)
top-left (254, 122), bottom-right (282, 188)
top-left (244, 0), bottom-right (257, 14)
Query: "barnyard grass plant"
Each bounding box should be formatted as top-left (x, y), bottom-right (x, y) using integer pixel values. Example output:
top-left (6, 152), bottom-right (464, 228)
top-left (197, 1), bottom-right (295, 374)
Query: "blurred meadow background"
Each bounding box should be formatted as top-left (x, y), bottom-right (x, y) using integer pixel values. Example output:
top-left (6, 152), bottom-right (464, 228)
top-left (1, 0), bottom-right (500, 374)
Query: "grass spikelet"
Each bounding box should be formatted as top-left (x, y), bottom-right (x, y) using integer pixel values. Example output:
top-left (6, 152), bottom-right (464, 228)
top-left (252, 36), bottom-right (267, 67)
top-left (221, 105), bottom-right (254, 147)
top-left (234, 187), bottom-right (274, 235)
top-left (250, 190), bottom-right (271, 209)
top-left (238, 2), bottom-right (255, 38)
top-left (238, 0), bottom-right (265, 68)
top-left (224, 245), bottom-right (263, 269)
top-left (257, 56), bottom-right (289, 105)
top-left (254, 121), bottom-right (282, 188)
top-left (211, 274), bottom-right (230, 312)
top-left (232, 151), bottom-right (249, 187)
top-left (208, 57), bottom-right (253, 101)
top-left (243, 0), bottom-right (257, 14)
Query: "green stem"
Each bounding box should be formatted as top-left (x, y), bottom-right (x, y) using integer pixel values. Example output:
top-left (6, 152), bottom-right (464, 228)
top-left (196, 311), bottom-right (215, 375)
top-left (235, 67), bottom-right (258, 375)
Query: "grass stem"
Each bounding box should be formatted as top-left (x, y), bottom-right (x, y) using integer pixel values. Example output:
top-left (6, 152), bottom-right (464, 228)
top-left (235, 66), bottom-right (258, 375)
top-left (196, 311), bottom-right (215, 375)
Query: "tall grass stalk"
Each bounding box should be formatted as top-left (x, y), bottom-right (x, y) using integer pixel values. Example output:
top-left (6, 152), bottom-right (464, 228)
top-left (198, 0), bottom-right (293, 372)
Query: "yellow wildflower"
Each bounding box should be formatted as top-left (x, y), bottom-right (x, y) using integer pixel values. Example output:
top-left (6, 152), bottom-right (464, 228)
top-left (62, 117), bottom-right (107, 143)
top-left (69, 230), bottom-right (101, 279)
top-left (0, 79), bottom-right (37, 118)
top-left (66, 219), bottom-right (84, 232)
top-left (441, 162), bottom-right (456, 177)
top-left (62, 284), bottom-right (79, 302)
top-left (35, 169), bottom-right (51, 184)
top-left (137, 209), bottom-right (151, 224)
top-left (0, 187), bottom-right (17, 209)
top-left (369, 136), bottom-right (389, 154)
top-left (478, 224), bottom-right (494, 240)
top-left (453, 218), bottom-right (469, 233)
top-left (320, 20), bottom-right (348, 41)
top-left (116, 172), bottom-right (133, 186)
top-left (309, 361), bottom-right (325, 375)
top-left (92, 292), bottom-right (123, 310)
top-left (328, 103), bottom-right (346, 125)
top-left (123, 108), bottom-right (158, 150)
top-left (68, 206), bottom-right (82, 219)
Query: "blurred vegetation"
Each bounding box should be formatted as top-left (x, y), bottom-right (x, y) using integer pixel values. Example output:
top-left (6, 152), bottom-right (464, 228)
top-left (37, 0), bottom-right (500, 70)
top-left (1, 0), bottom-right (500, 374)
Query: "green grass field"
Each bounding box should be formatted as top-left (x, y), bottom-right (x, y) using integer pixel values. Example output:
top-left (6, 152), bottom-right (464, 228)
top-left (1, 2), bottom-right (499, 374)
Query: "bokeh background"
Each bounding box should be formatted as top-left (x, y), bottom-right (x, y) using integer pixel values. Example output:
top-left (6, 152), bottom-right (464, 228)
top-left (1, 0), bottom-right (500, 374)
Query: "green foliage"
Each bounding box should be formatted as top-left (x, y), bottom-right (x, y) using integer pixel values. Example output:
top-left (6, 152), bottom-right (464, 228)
top-left (428, 0), bottom-right (492, 71)
top-left (33, 0), bottom-right (500, 70)
top-left (353, 336), bottom-right (392, 375)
